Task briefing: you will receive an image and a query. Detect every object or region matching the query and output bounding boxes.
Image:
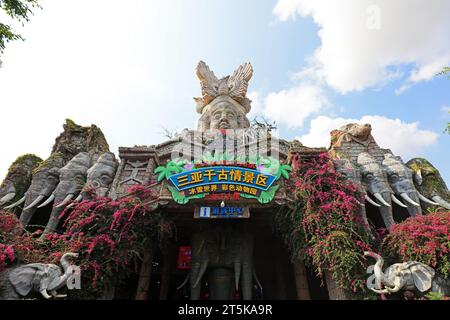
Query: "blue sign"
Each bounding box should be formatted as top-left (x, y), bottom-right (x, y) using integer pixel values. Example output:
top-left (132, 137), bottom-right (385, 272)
top-left (168, 166), bottom-right (276, 193)
top-left (195, 206), bottom-right (249, 219)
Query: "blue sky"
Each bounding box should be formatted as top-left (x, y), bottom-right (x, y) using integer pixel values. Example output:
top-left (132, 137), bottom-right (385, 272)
top-left (0, 0), bottom-right (449, 183)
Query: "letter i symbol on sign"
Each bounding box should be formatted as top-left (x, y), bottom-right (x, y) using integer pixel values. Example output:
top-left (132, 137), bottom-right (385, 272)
top-left (200, 207), bottom-right (210, 218)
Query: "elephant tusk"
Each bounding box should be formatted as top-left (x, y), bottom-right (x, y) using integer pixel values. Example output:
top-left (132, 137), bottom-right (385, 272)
top-left (234, 261), bottom-right (241, 292)
top-left (386, 284), bottom-right (401, 293)
top-left (37, 194), bottom-right (56, 208)
top-left (400, 193), bottom-right (420, 207)
top-left (253, 269), bottom-right (263, 292)
top-left (415, 169), bottom-right (423, 185)
top-left (176, 274), bottom-right (190, 291)
top-left (193, 260), bottom-right (208, 289)
top-left (3, 196), bottom-right (26, 209)
top-left (431, 196), bottom-right (450, 209)
top-left (40, 289), bottom-right (52, 299)
top-left (23, 195), bottom-right (45, 211)
top-left (369, 287), bottom-right (392, 295)
top-left (374, 193), bottom-right (391, 207)
top-left (365, 194), bottom-right (381, 207)
top-left (391, 194), bottom-right (408, 208)
top-left (65, 194), bottom-right (83, 209)
top-left (55, 194), bottom-right (74, 208)
top-left (417, 193), bottom-right (439, 206)
top-left (0, 192), bottom-right (16, 205)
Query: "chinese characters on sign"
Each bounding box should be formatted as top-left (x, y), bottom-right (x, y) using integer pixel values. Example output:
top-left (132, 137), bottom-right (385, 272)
top-left (194, 206), bottom-right (250, 219)
top-left (168, 166), bottom-right (276, 197)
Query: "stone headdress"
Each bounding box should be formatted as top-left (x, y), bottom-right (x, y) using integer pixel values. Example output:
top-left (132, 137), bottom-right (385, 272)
top-left (194, 61), bottom-right (253, 115)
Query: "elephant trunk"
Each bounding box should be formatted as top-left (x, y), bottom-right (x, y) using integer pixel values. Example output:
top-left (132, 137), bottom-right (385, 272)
top-left (48, 253), bottom-right (78, 291)
top-left (365, 251), bottom-right (396, 293)
top-left (39, 289), bottom-right (52, 299)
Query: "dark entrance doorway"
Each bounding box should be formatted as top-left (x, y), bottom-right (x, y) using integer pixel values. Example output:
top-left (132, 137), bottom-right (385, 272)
top-left (163, 207), bottom-right (298, 300)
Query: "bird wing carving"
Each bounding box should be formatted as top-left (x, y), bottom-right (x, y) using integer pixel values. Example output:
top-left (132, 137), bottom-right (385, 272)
top-left (196, 61), bottom-right (219, 105)
top-left (227, 62), bottom-right (253, 103)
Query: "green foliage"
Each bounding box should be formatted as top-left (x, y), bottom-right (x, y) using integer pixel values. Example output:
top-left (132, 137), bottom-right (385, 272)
top-left (424, 292), bottom-right (448, 300)
top-left (437, 67), bottom-right (450, 78)
top-left (275, 153), bottom-right (377, 298)
top-left (154, 160), bottom-right (184, 182)
top-left (0, 0), bottom-right (40, 66)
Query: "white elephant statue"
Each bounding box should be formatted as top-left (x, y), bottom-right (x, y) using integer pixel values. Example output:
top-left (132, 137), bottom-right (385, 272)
top-left (0, 253), bottom-right (78, 300)
top-left (365, 252), bottom-right (450, 296)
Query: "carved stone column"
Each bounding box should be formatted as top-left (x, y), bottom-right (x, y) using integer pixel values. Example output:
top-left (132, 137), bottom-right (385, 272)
top-left (324, 270), bottom-right (348, 300)
top-left (135, 246), bottom-right (154, 300)
top-left (292, 261), bottom-right (310, 300)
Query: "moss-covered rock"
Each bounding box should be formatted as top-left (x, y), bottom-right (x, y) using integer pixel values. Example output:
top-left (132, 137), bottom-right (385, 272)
top-left (52, 119), bottom-right (109, 160)
top-left (0, 154), bottom-right (43, 203)
top-left (406, 158), bottom-right (450, 201)
top-left (31, 152), bottom-right (66, 175)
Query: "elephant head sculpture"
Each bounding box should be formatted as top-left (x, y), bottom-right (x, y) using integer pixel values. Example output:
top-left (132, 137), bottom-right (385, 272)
top-left (383, 154), bottom-right (440, 216)
top-left (364, 252), bottom-right (449, 296)
top-left (63, 152), bottom-right (119, 210)
top-left (0, 154), bottom-right (42, 208)
top-left (82, 152), bottom-right (118, 199)
top-left (178, 225), bottom-right (261, 300)
top-left (40, 152), bottom-right (92, 235)
top-left (406, 158), bottom-right (450, 210)
top-left (0, 253), bottom-right (79, 300)
top-left (357, 153), bottom-right (396, 229)
top-left (5, 154), bottom-right (66, 226)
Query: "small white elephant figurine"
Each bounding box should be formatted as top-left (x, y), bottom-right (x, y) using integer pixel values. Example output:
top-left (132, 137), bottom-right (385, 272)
top-left (365, 252), bottom-right (449, 296)
top-left (0, 253), bottom-right (78, 300)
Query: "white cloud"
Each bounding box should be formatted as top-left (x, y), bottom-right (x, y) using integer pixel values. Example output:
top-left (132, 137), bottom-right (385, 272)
top-left (262, 83), bottom-right (329, 128)
top-left (273, 0), bottom-right (450, 94)
top-left (299, 115), bottom-right (438, 159)
top-left (441, 105), bottom-right (450, 114)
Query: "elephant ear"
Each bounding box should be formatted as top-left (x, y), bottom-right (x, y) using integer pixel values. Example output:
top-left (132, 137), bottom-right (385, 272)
top-left (410, 262), bottom-right (435, 292)
top-left (8, 263), bottom-right (47, 296)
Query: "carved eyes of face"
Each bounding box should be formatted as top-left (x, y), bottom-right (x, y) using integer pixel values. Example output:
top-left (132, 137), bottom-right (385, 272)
top-left (389, 174), bottom-right (399, 182)
top-left (46, 175), bottom-right (58, 184)
top-left (100, 175), bottom-right (113, 186)
top-left (365, 173), bottom-right (375, 181)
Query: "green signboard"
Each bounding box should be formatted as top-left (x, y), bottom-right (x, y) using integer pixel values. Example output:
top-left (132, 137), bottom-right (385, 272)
top-left (154, 154), bottom-right (292, 204)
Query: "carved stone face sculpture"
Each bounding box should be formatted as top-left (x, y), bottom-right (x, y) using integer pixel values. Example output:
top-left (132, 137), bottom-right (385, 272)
top-left (83, 152), bottom-right (119, 198)
top-left (209, 102), bottom-right (239, 130)
top-left (194, 61), bottom-right (253, 132)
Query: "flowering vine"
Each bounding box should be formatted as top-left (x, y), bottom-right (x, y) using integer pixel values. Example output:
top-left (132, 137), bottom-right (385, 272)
top-left (275, 153), bottom-right (377, 298)
top-left (0, 184), bottom-right (173, 299)
top-left (383, 211), bottom-right (450, 278)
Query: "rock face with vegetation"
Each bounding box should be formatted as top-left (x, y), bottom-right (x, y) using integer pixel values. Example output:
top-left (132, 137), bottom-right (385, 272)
top-left (52, 119), bottom-right (109, 161)
top-left (0, 154), bottom-right (43, 207)
top-left (407, 158), bottom-right (450, 210)
top-left (0, 119), bottom-right (110, 225)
